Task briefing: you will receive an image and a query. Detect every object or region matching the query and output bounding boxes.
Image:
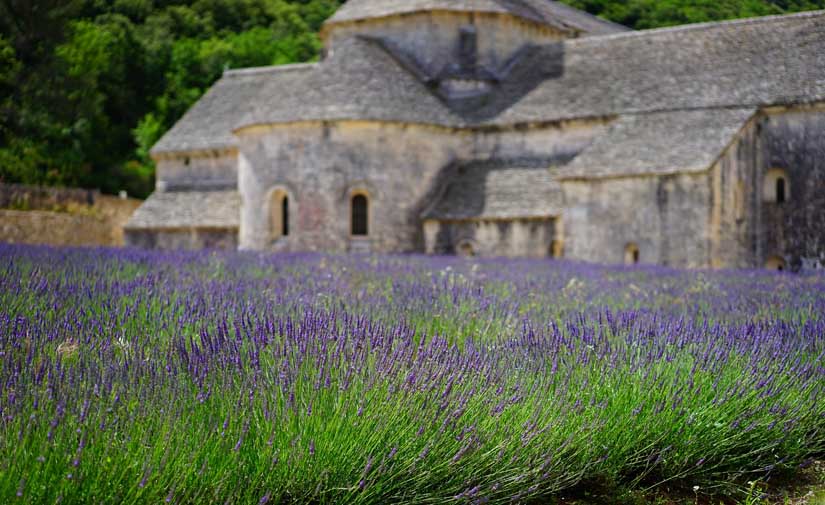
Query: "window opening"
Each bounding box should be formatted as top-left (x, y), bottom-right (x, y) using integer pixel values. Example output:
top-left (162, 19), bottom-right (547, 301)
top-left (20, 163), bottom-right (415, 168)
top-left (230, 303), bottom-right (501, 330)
top-left (776, 177), bottom-right (786, 204)
top-left (282, 196), bottom-right (289, 236)
top-left (270, 191), bottom-right (290, 241)
top-left (351, 194), bottom-right (368, 236)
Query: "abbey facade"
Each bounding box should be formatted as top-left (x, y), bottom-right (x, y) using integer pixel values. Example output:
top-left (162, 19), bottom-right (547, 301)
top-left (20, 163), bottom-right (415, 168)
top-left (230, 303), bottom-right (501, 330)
top-left (125, 0), bottom-right (825, 271)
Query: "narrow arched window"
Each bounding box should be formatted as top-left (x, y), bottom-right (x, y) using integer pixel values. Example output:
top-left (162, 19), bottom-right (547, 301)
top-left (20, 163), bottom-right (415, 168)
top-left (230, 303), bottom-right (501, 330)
top-left (764, 169), bottom-right (790, 204)
top-left (281, 196), bottom-right (289, 236)
top-left (270, 190), bottom-right (290, 241)
top-left (351, 194), bottom-right (368, 236)
top-left (776, 177), bottom-right (786, 204)
top-left (625, 243), bottom-right (640, 266)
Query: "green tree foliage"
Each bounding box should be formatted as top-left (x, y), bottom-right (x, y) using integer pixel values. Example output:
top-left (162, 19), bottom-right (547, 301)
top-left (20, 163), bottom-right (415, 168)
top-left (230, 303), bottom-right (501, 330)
top-left (0, 0), bottom-right (823, 197)
top-left (0, 0), bottom-right (340, 197)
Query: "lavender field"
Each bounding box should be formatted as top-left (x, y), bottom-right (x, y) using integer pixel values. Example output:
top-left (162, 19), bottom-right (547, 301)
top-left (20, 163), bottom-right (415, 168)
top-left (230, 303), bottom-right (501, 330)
top-left (1, 244), bottom-right (824, 504)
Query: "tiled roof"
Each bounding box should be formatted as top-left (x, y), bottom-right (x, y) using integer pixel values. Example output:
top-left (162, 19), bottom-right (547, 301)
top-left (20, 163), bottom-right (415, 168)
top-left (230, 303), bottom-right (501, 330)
top-left (151, 64), bottom-right (315, 155)
top-left (423, 160), bottom-right (567, 220)
top-left (125, 191), bottom-right (240, 229)
top-left (559, 109), bottom-right (756, 179)
top-left (495, 10), bottom-right (825, 125)
top-left (238, 37), bottom-right (463, 130)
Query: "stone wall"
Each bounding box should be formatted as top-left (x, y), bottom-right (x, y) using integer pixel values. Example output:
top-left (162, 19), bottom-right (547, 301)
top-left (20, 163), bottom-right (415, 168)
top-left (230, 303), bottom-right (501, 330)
top-left (0, 183), bottom-right (100, 210)
top-left (759, 108), bottom-right (825, 270)
top-left (710, 117), bottom-right (759, 269)
top-left (236, 119), bottom-right (606, 254)
top-left (711, 107), bottom-right (825, 271)
top-left (125, 228), bottom-right (237, 251)
top-left (424, 218), bottom-right (557, 258)
top-left (154, 149), bottom-right (237, 191)
top-left (561, 173), bottom-right (712, 268)
top-left (0, 189), bottom-right (141, 247)
top-left (323, 11), bottom-right (564, 76)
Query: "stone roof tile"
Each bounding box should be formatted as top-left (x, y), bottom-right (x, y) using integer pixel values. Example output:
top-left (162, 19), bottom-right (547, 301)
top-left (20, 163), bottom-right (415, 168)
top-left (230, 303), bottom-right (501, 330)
top-left (125, 191), bottom-right (240, 229)
top-left (151, 64), bottom-right (315, 155)
top-left (495, 10), bottom-right (825, 124)
top-left (559, 108), bottom-right (756, 180)
top-left (238, 37), bottom-right (462, 130)
top-left (424, 160), bottom-right (567, 220)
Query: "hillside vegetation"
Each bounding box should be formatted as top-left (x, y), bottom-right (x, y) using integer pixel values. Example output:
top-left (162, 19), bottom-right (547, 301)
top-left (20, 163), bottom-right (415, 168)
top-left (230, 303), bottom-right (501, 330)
top-left (1, 0), bottom-right (823, 198)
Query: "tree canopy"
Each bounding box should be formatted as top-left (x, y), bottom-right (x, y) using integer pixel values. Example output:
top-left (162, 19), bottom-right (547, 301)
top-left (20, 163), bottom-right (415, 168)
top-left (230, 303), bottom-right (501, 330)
top-left (1, 0), bottom-right (822, 197)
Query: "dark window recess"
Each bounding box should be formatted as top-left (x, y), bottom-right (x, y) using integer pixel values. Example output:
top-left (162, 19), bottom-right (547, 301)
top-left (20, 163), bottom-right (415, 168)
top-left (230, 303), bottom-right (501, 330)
top-left (282, 196), bottom-right (289, 236)
top-left (351, 195), bottom-right (368, 236)
top-left (633, 249), bottom-right (640, 264)
top-left (776, 178), bottom-right (786, 204)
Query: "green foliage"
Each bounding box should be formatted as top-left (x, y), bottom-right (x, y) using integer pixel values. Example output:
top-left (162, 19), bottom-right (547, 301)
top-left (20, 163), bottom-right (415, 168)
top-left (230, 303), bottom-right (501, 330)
top-left (1, 0), bottom-right (824, 197)
top-left (0, 0), bottom-right (341, 197)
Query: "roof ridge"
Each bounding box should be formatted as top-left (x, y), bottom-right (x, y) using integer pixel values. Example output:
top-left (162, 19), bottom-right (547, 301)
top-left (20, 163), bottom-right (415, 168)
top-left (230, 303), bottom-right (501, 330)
top-left (567, 9), bottom-right (825, 44)
top-left (223, 63), bottom-right (318, 77)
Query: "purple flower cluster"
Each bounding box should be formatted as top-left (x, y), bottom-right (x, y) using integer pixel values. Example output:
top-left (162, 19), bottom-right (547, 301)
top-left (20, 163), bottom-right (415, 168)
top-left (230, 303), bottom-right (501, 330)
top-left (0, 243), bottom-right (823, 503)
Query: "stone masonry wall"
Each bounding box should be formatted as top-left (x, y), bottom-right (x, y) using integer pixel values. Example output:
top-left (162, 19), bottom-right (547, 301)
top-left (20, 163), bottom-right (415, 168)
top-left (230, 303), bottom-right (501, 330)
top-left (323, 12), bottom-right (564, 77)
top-left (237, 119), bottom-right (606, 254)
top-left (0, 193), bottom-right (141, 247)
top-left (154, 150), bottom-right (237, 191)
top-left (125, 228), bottom-right (238, 251)
top-left (711, 107), bottom-right (825, 271)
top-left (709, 117), bottom-right (759, 269)
top-left (424, 218), bottom-right (557, 258)
top-left (561, 173), bottom-right (712, 268)
top-left (759, 108), bottom-right (825, 270)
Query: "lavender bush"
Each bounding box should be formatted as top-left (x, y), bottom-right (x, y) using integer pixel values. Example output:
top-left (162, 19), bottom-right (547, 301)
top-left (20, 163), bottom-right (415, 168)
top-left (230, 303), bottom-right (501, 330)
top-left (0, 244), bottom-right (823, 503)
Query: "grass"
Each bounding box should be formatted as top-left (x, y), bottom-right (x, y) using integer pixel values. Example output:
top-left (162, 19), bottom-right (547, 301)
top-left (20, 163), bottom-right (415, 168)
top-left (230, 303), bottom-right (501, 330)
top-left (0, 244), bottom-right (823, 504)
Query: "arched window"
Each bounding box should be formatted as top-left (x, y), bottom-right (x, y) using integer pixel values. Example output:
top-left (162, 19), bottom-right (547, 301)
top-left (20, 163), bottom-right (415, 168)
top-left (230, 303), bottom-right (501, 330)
top-left (765, 256), bottom-right (787, 272)
top-left (763, 169), bottom-right (790, 204)
top-left (776, 177), bottom-right (786, 204)
top-left (351, 194), bottom-right (368, 236)
top-left (624, 243), bottom-right (640, 266)
top-left (269, 190), bottom-right (290, 241)
top-left (281, 196), bottom-right (290, 236)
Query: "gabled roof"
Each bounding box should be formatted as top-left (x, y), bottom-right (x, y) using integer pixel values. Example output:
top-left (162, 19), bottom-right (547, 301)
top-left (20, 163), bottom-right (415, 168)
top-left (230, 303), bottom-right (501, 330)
top-left (155, 9), bottom-right (825, 153)
top-left (125, 191), bottom-right (240, 229)
top-left (238, 37), bottom-right (462, 130)
top-left (151, 64), bottom-right (315, 155)
top-left (559, 109), bottom-right (756, 180)
top-left (495, 10), bottom-right (825, 125)
top-left (325, 0), bottom-right (628, 36)
top-left (423, 159), bottom-right (569, 220)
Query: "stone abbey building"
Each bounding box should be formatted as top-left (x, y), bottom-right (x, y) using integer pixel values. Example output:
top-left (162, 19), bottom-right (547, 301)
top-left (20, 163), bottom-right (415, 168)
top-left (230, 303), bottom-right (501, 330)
top-left (125, 0), bottom-right (825, 270)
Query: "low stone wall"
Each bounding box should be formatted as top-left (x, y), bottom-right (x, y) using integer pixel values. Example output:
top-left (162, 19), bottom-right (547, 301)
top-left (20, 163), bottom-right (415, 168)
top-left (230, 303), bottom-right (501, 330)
top-left (0, 185), bottom-right (142, 247)
top-left (0, 183), bottom-right (100, 210)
